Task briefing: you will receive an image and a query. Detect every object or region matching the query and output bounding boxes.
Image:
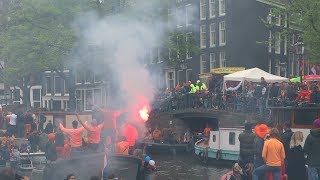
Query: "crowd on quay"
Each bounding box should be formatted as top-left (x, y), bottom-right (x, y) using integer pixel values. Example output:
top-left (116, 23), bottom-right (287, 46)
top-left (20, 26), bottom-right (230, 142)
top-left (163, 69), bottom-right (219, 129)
top-left (229, 119), bottom-right (320, 180)
top-left (153, 76), bottom-right (320, 116)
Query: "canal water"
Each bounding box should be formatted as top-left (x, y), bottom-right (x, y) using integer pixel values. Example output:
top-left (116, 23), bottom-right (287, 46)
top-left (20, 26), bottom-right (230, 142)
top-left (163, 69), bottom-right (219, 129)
top-left (151, 154), bottom-right (230, 180)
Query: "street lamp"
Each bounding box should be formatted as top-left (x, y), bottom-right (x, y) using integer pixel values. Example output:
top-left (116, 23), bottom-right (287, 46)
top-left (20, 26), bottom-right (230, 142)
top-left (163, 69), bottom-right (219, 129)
top-left (294, 41), bottom-right (304, 83)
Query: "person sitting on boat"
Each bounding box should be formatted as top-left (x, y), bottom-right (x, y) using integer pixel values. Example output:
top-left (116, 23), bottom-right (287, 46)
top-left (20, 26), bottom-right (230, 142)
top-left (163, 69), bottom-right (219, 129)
top-left (59, 120), bottom-right (85, 158)
top-left (221, 163), bottom-right (243, 180)
top-left (152, 127), bottom-right (162, 143)
top-left (45, 133), bottom-right (57, 162)
top-left (115, 136), bottom-right (129, 155)
top-left (303, 118), bottom-right (320, 180)
top-left (76, 113), bottom-right (103, 152)
top-left (239, 122), bottom-right (255, 166)
top-left (203, 124), bottom-right (212, 145)
top-left (252, 128), bottom-right (285, 180)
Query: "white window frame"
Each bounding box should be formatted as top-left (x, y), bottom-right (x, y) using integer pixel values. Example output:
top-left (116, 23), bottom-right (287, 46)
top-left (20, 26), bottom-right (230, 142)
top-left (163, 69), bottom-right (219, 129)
top-left (284, 35), bottom-right (287, 55)
top-left (54, 76), bottom-right (62, 95)
top-left (210, 53), bottom-right (216, 69)
top-left (275, 15), bottom-right (281, 26)
top-left (219, 51), bottom-right (226, 67)
top-left (200, 25), bottom-right (206, 48)
top-left (31, 87), bottom-right (42, 108)
top-left (186, 32), bottom-right (192, 59)
top-left (200, 54), bottom-right (207, 73)
top-left (46, 76), bottom-right (51, 95)
top-left (185, 4), bottom-right (192, 26)
top-left (166, 70), bottom-right (176, 90)
top-left (176, 6), bottom-right (183, 28)
top-left (219, 0), bottom-right (225, 16)
top-left (210, 23), bottom-right (216, 47)
top-left (219, 21), bottom-right (226, 46)
top-left (275, 32), bottom-right (281, 54)
top-left (209, 0), bottom-right (215, 18)
top-left (200, 0), bottom-right (206, 20)
top-left (268, 30), bottom-right (272, 53)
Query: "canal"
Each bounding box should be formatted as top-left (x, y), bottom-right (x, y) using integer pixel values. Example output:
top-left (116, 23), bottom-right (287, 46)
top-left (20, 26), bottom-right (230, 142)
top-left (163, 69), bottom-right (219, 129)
top-left (151, 154), bottom-right (230, 180)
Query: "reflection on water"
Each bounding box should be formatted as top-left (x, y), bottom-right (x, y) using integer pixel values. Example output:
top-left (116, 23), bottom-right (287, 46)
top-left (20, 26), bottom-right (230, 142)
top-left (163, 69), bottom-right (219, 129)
top-left (152, 154), bottom-right (230, 180)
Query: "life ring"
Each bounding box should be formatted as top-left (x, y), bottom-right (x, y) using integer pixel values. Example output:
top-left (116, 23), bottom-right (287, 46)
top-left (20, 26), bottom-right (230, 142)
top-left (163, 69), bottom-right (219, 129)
top-left (216, 150), bottom-right (222, 160)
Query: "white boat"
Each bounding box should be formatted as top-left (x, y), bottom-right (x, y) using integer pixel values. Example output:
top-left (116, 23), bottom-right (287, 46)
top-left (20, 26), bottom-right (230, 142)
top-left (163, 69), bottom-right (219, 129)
top-left (195, 106), bottom-right (316, 162)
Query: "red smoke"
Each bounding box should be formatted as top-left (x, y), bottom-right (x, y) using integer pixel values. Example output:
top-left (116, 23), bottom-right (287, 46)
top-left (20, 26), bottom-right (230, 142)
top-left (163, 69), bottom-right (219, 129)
top-left (122, 123), bottom-right (139, 146)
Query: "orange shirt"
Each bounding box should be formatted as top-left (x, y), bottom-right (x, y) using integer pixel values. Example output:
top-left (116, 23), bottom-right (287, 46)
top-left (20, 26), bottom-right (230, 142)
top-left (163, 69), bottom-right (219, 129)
top-left (85, 122), bottom-right (103, 144)
top-left (262, 138), bottom-right (285, 166)
top-left (115, 141), bottom-right (129, 155)
top-left (59, 124), bottom-right (85, 148)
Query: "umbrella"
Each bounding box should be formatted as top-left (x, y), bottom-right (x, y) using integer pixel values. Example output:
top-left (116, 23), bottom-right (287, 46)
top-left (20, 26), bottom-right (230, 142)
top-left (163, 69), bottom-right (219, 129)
top-left (290, 77), bottom-right (301, 83)
top-left (303, 75), bottom-right (320, 81)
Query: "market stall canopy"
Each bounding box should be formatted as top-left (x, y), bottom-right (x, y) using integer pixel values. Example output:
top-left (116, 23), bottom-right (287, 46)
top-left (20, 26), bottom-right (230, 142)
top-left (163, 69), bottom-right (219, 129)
top-left (223, 67), bottom-right (288, 83)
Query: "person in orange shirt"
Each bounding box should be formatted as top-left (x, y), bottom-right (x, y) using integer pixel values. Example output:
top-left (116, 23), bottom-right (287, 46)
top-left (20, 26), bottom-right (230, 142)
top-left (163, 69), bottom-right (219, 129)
top-left (59, 120), bottom-right (85, 158)
top-left (115, 136), bottom-right (129, 155)
top-left (252, 128), bottom-right (285, 180)
top-left (76, 114), bottom-right (103, 152)
top-left (152, 127), bottom-right (162, 143)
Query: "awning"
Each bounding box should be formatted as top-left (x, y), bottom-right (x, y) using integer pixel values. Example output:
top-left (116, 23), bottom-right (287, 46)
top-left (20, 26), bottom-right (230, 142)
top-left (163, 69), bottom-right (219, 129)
top-left (211, 67), bottom-right (245, 74)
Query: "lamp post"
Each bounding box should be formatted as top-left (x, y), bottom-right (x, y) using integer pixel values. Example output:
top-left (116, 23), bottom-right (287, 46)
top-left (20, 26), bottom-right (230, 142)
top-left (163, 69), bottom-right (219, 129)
top-left (294, 41), bottom-right (304, 83)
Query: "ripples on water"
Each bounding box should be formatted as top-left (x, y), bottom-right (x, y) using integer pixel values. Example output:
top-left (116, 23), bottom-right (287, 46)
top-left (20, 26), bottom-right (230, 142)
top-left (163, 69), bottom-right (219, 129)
top-left (151, 154), bottom-right (230, 180)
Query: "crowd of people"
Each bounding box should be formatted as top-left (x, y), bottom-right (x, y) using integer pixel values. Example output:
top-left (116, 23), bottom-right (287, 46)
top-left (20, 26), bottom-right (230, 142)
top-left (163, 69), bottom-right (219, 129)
top-left (153, 76), bottom-right (320, 116)
top-left (232, 119), bottom-right (320, 180)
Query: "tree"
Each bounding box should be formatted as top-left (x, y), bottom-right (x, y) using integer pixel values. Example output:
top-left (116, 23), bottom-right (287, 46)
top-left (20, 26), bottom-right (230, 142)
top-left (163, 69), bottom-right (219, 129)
top-left (0, 0), bottom-right (81, 109)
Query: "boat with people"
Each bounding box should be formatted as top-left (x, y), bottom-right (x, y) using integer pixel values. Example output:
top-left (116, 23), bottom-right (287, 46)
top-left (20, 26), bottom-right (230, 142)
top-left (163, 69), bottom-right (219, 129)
top-left (195, 106), bottom-right (316, 163)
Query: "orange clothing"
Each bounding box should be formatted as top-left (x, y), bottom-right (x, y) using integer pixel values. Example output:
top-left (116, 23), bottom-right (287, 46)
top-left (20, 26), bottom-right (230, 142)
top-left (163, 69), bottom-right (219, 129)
top-left (203, 128), bottom-right (212, 137)
top-left (85, 122), bottom-right (103, 144)
top-left (115, 141), bottom-right (129, 155)
top-left (296, 90), bottom-right (311, 102)
top-left (262, 138), bottom-right (286, 166)
top-left (122, 124), bottom-right (138, 146)
top-left (152, 129), bottom-right (161, 140)
top-left (59, 124), bottom-right (85, 148)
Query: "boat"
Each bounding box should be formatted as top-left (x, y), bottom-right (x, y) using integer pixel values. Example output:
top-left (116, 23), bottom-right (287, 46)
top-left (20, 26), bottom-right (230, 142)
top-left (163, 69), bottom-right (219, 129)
top-left (195, 106), bottom-right (317, 162)
top-left (136, 141), bottom-right (192, 155)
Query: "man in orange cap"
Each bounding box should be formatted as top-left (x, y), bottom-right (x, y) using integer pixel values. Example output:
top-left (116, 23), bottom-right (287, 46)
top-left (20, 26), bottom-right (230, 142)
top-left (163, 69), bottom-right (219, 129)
top-left (254, 124), bottom-right (270, 168)
top-left (45, 133), bottom-right (57, 161)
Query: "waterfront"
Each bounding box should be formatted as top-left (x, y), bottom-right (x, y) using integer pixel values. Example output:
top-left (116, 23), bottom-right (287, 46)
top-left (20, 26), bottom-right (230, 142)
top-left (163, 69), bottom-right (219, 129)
top-left (152, 154), bottom-right (230, 180)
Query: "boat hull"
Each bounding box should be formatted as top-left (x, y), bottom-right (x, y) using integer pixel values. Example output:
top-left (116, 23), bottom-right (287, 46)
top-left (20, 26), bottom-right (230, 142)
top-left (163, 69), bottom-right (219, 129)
top-left (194, 145), bottom-right (239, 161)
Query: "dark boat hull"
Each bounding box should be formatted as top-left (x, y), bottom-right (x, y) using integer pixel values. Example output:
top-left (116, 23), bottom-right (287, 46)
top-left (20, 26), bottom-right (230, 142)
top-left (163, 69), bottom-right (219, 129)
top-left (137, 141), bottom-right (192, 155)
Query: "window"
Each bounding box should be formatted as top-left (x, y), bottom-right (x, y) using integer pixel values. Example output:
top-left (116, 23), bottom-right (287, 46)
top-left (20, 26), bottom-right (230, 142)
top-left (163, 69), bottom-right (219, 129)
top-left (167, 71), bottom-right (175, 90)
top-left (210, 53), bottom-right (216, 69)
top-left (200, 54), bottom-right (207, 73)
top-left (275, 32), bottom-right (281, 54)
top-left (284, 35), bottom-right (287, 55)
top-left (220, 51), bottom-right (226, 67)
top-left (157, 48), bottom-right (163, 63)
top-left (209, 0), bottom-right (215, 18)
top-left (186, 32), bottom-right (192, 59)
top-left (210, 23), bottom-right (216, 47)
top-left (289, 53), bottom-right (295, 76)
top-left (93, 89), bottom-right (102, 106)
top-left (219, 0), bottom-right (225, 16)
top-left (85, 70), bottom-right (94, 83)
top-left (46, 77), bottom-right (51, 94)
top-left (275, 15), bottom-right (281, 26)
top-left (200, 25), bottom-right (206, 48)
top-left (229, 132), bottom-right (235, 145)
top-left (178, 70), bottom-right (184, 85)
top-left (268, 30), bottom-right (272, 53)
top-left (186, 4), bottom-right (193, 26)
top-left (12, 89), bottom-right (20, 102)
top-left (186, 69), bottom-right (192, 81)
top-left (33, 89), bottom-right (40, 101)
top-left (54, 76), bottom-right (62, 94)
top-left (284, 14), bottom-right (288, 27)
top-left (219, 21), bottom-right (226, 45)
top-left (212, 135), bottom-right (216, 142)
top-left (76, 70), bottom-right (84, 84)
top-left (200, 0), bottom-right (206, 20)
top-left (176, 6), bottom-right (183, 28)
top-left (76, 90), bottom-right (84, 111)
top-left (267, 9), bottom-right (272, 24)
top-left (85, 89), bottom-right (93, 111)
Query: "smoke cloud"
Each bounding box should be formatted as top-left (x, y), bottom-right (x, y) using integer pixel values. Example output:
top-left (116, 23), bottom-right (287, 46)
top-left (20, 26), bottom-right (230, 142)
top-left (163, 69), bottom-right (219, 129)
top-left (73, 0), bottom-right (170, 134)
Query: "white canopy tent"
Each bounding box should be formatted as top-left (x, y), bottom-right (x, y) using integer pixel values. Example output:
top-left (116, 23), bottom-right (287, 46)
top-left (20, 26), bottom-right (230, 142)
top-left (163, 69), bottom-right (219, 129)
top-left (224, 67), bottom-right (289, 83)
